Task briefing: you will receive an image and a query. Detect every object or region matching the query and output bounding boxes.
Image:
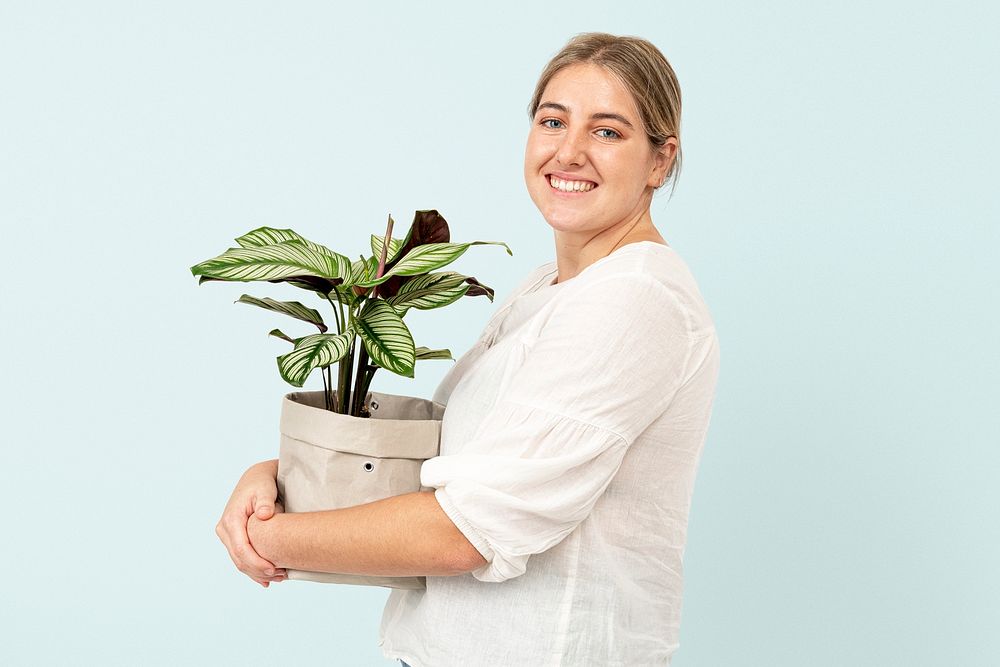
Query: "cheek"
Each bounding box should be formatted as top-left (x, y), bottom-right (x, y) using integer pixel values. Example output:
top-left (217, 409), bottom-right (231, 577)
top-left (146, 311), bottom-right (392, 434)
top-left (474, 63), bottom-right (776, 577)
top-left (523, 149), bottom-right (537, 180)
top-left (604, 154), bottom-right (645, 188)
top-left (523, 140), bottom-right (543, 166)
top-left (525, 130), bottom-right (560, 157)
top-left (524, 146), bottom-right (550, 184)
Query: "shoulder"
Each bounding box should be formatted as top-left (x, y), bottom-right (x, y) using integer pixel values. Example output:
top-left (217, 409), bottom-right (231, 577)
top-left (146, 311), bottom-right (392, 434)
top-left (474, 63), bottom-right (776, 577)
top-left (483, 261), bottom-right (557, 320)
top-left (554, 245), bottom-right (716, 339)
top-left (502, 261), bottom-right (557, 302)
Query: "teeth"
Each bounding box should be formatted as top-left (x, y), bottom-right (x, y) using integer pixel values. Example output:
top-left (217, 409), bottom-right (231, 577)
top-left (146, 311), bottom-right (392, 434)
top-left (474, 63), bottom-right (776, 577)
top-left (550, 176), bottom-right (595, 192)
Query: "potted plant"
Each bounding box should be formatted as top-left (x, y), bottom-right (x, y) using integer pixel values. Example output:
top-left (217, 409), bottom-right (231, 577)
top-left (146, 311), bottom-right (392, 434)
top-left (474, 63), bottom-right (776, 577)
top-left (191, 209), bottom-right (511, 589)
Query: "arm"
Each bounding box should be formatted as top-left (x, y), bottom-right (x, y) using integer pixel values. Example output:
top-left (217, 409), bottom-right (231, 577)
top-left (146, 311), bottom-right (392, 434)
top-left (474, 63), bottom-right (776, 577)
top-left (416, 273), bottom-right (701, 582)
top-left (246, 489), bottom-right (488, 577)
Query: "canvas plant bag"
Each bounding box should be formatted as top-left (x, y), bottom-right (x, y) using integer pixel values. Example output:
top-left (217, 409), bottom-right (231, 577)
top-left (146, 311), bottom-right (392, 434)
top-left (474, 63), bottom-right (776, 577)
top-left (276, 389), bottom-right (446, 590)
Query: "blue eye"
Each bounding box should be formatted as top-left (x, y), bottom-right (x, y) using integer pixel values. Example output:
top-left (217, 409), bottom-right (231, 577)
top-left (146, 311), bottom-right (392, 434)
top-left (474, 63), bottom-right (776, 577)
top-left (539, 118), bottom-right (621, 140)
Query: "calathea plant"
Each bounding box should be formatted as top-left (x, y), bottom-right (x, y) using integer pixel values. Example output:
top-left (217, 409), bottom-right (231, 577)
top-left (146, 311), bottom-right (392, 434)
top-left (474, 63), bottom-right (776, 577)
top-left (191, 209), bottom-right (511, 417)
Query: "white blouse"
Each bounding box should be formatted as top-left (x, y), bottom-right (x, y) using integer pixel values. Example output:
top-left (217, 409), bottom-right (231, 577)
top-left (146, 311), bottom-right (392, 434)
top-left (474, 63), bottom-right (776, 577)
top-left (378, 241), bottom-right (721, 666)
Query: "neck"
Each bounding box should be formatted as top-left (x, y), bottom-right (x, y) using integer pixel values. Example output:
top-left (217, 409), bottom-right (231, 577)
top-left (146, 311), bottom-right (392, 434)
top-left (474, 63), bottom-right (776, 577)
top-left (550, 209), bottom-right (666, 285)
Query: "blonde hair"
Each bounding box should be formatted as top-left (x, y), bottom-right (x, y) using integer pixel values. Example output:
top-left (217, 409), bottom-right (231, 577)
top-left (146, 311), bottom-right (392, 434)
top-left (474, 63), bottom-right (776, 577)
top-left (527, 32), bottom-right (683, 195)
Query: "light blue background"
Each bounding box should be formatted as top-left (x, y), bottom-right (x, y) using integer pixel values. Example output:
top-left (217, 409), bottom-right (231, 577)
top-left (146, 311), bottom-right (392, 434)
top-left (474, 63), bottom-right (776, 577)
top-left (1, 1), bottom-right (997, 665)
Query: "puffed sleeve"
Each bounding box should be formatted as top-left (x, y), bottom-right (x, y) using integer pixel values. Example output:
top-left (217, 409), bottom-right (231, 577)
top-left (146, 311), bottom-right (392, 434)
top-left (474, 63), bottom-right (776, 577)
top-left (420, 272), bottom-right (700, 582)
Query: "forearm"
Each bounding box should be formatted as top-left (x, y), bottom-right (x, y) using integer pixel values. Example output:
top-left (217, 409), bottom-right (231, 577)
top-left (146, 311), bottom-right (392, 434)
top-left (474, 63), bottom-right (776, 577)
top-left (247, 490), bottom-right (488, 577)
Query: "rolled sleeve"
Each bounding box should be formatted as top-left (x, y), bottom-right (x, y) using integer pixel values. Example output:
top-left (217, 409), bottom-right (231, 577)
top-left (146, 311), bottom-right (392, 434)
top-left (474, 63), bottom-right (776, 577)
top-left (421, 273), bottom-right (699, 582)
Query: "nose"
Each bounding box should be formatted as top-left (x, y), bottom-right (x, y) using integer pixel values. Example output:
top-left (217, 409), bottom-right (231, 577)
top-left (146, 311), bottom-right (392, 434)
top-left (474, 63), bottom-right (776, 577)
top-left (555, 125), bottom-right (588, 167)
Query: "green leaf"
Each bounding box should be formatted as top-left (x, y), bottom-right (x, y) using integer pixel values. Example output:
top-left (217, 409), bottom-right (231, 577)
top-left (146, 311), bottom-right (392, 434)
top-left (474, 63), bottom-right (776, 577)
top-left (385, 271), bottom-right (471, 314)
top-left (370, 234), bottom-right (405, 265)
top-left (237, 295), bottom-right (327, 332)
top-left (415, 346), bottom-right (454, 361)
top-left (348, 257), bottom-right (369, 285)
top-left (353, 240), bottom-right (513, 288)
top-left (235, 227), bottom-right (311, 248)
top-left (235, 228), bottom-right (354, 281)
top-left (355, 300), bottom-right (416, 378)
top-left (396, 271), bottom-right (469, 293)
top-left (276, 328), bottom-right (354, 387)
top-left (269, 329), bottom-right (295, 343)
top-left (191, 240), bottom-right (350, 283)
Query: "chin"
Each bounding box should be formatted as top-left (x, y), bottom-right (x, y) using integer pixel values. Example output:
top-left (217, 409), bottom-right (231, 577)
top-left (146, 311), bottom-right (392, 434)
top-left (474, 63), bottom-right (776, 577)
top-left (540, 210), bottom-right (596, 233)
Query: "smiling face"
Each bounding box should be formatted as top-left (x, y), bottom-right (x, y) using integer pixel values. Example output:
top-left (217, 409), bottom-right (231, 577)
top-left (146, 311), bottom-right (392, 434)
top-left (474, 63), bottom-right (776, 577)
top-left (524, 62), bottom-right (675, 240)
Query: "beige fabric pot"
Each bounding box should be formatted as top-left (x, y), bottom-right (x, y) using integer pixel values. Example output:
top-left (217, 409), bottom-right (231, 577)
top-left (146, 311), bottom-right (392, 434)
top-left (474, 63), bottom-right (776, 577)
top-left (276, 389), bottom-right (446, 590)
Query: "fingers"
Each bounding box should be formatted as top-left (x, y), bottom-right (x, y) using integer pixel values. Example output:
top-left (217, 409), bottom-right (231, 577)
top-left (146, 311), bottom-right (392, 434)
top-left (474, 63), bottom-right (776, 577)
top-left (224, 533), bottom-right (288, 585)
top-left (251, 489), bottom-right (277, 520)
top-left (215, 515), bottom-right (287, 584)
top-left (251, 572), bottom-right (288, 587)
top-left (246, 566), bottom-right (287, 586)
top-left (217, 463), bottom-right (286, 586)
top-left (250, 480), bottom-right (279, 521)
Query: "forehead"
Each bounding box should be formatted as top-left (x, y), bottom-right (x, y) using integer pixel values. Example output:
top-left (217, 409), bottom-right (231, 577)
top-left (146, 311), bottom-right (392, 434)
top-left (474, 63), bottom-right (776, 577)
top-left (540, 63), bottom-right (638, 117)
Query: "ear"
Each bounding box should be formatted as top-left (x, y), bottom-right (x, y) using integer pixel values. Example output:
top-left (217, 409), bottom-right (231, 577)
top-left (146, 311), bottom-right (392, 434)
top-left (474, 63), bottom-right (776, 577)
top-left (649, 137), bottom-right (678, 188)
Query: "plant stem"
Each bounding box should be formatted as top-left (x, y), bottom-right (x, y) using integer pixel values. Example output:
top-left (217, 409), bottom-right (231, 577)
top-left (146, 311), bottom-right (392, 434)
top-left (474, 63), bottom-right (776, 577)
top-left (337, 213), bottom-right (393, 416)
top-left (348, 214), bottom-right (392, 417)
top-left (352, 344), bottom-right (371, 416)
top-left (360, 364), bottom-right (377, 408)
top-left (324, 365), bottom-right (334, 411)
top-left (337, 300), bottom-right (348, 411)
top-left (320, 366), bottom-right (330, 410)
top-left (339, 335), bottom-right (356, 414)
top-left (326, 293), bottom-right (343, 335)
top-left (324, 292), bottom-right (344, 413)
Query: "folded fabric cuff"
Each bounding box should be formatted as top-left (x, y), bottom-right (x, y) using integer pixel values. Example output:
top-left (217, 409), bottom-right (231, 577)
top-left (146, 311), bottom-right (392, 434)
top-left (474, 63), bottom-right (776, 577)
top-left (433, 486), bottom-right (497, 575)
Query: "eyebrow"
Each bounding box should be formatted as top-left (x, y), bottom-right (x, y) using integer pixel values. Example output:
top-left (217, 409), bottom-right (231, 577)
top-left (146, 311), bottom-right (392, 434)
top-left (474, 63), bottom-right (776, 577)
top-left (536, 102), bottom-right (635, 130)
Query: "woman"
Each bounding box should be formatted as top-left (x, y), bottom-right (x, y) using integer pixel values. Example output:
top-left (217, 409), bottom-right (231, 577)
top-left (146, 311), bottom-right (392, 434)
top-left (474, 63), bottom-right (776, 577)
top-left (217, 32), bottom-right (720, 665)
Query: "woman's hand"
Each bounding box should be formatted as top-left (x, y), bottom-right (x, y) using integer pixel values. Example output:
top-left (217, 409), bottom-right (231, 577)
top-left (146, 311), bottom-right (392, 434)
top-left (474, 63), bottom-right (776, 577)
top-left (216, 459), bottom-right (288, 587)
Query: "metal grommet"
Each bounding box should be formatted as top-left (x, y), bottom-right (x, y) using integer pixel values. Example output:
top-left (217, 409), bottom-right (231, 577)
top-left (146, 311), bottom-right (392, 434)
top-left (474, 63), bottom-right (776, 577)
top-left (370, 400), bottom-right (379, 410)
top-left (363, 461), bottom-right (375, 472)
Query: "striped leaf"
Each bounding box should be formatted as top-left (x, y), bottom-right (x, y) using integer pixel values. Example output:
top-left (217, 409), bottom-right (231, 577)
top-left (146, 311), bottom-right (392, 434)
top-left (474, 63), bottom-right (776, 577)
top-left (353, 241), bottom-right (513, 288)
top-left (237, 295), bottom-right (327, 332)
top-left (386, 302), bottom-right (407, 317)
top-left (276, 328), bottom-right (355, 387)
top-left (236, 227), bottom-right (309, 248)
top-left (235, 227), bottom-right (353, 279)
top-left (370, 234), bottom-right (405, 265)
top-left (385, 271), bottom-right (471, 314)
top-left (191, 240), bottom-right (350, 282)
top-left (269, 329), bottom-right (295, 343)
top-left (349, 257), bottom-right (370, 284)
top-left (415, 346), bottom-right (454, 361)
top-left (396, 270), bottom-right (468, 293)
top-left (355, 300), bottom-right (416, 378)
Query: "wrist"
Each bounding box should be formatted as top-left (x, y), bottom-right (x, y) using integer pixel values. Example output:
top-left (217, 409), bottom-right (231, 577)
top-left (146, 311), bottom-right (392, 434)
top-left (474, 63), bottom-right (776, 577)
top-left (247, 513), bottom-right (272, 555)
